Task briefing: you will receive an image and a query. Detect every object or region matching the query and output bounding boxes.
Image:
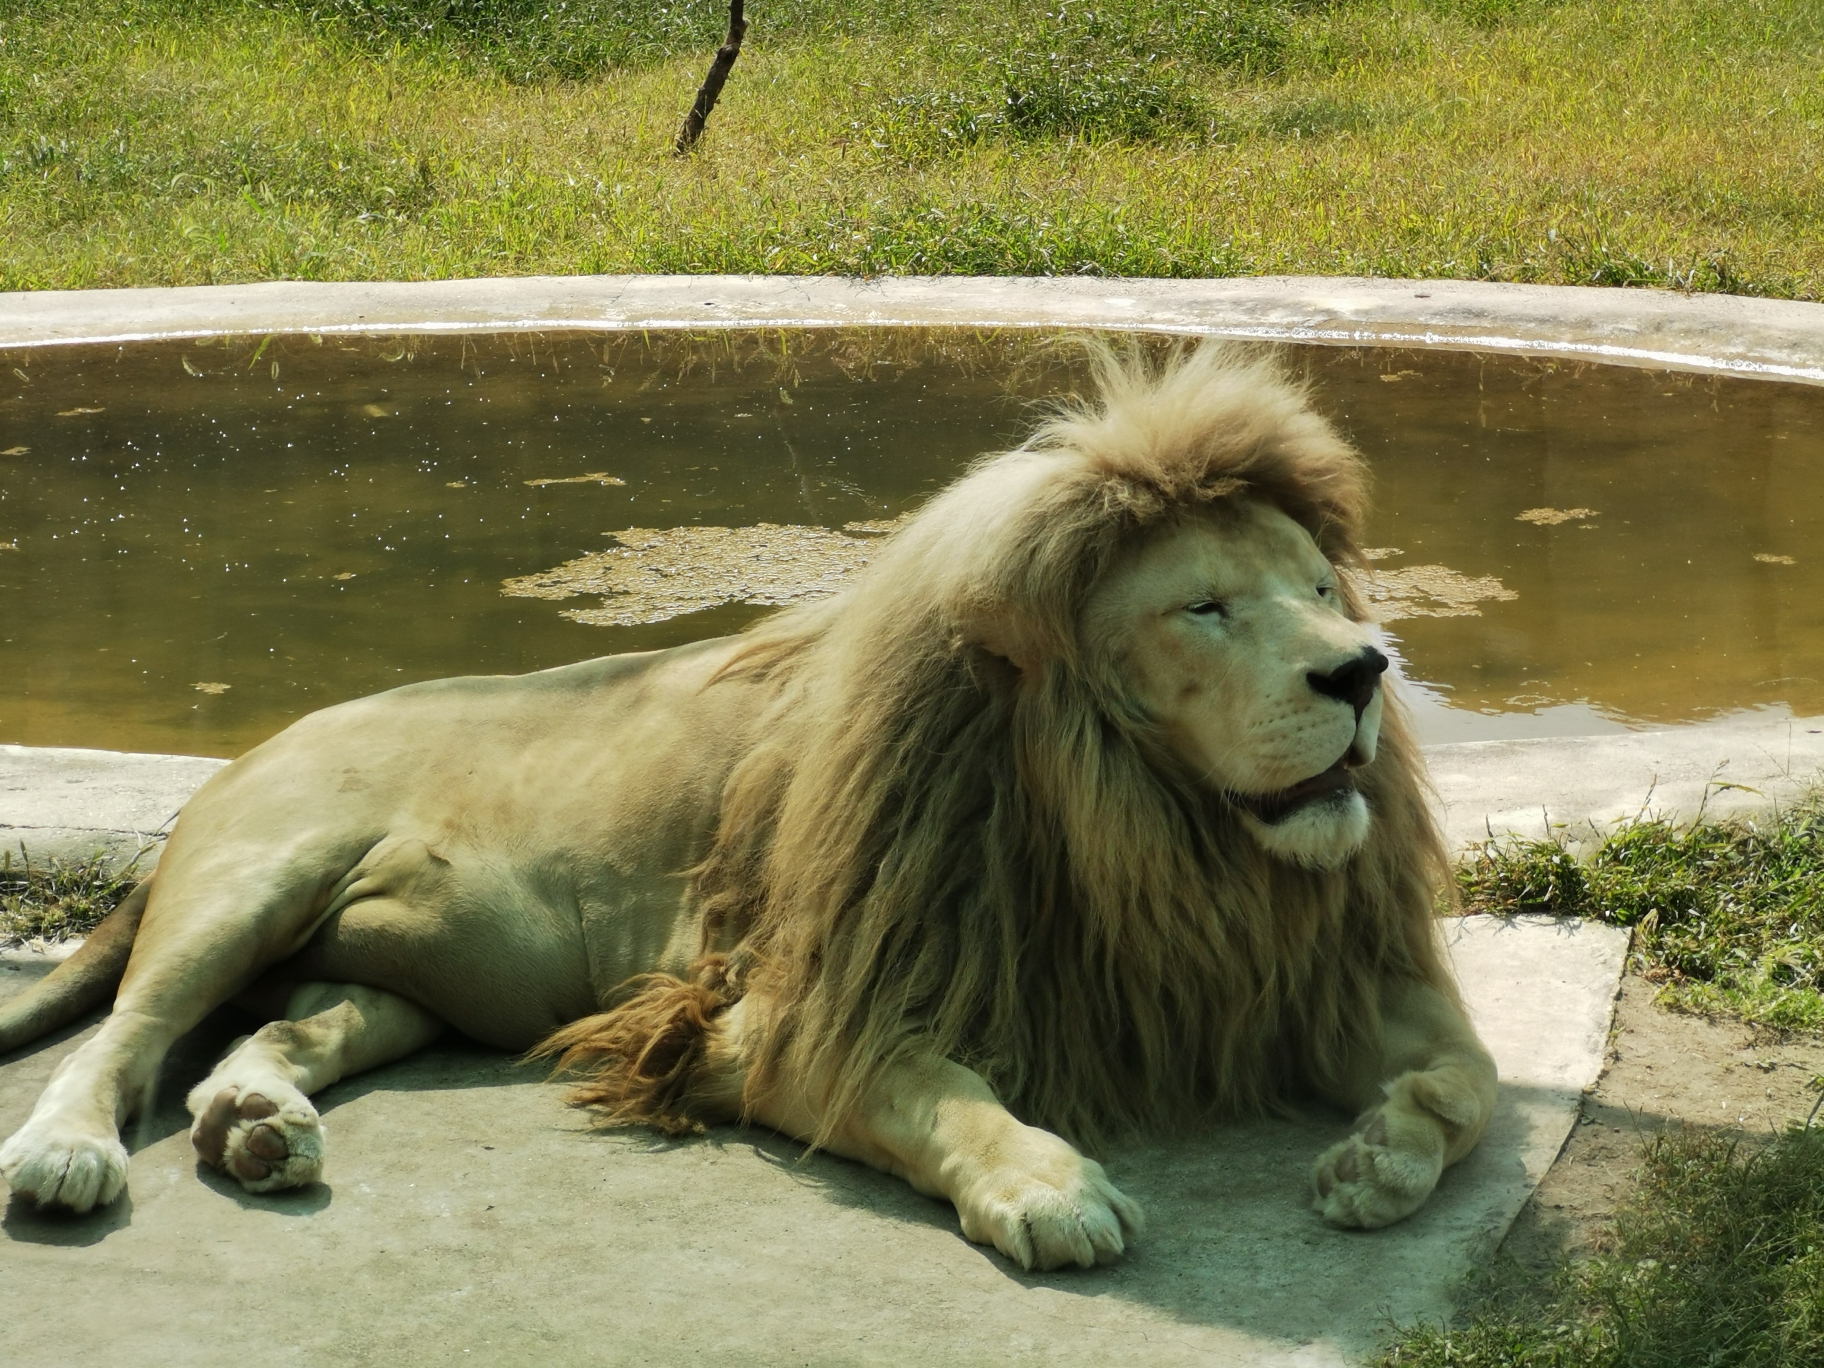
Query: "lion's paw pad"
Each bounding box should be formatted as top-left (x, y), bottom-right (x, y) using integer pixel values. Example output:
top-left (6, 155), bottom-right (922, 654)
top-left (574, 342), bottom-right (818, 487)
top-left (1312, 1128), bottom-right (1439, 1230)
top-left (190, 1087), bottom-right (324, 1193)
top-left (0, 1119), bottom-right (130, 1212)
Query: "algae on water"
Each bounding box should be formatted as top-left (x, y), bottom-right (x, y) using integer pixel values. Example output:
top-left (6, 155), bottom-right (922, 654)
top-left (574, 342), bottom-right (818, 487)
top-left (1358, 564), bottom-right (1518, 621)
top-left (509, 521), bottom-right (1514, 628)
top-left (502, 520), bottom-right (903, 627)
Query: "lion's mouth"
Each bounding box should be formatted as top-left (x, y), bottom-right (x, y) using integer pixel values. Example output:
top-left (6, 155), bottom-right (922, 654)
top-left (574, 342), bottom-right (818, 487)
top-left (1229, 756), bottom-right (1359, 825)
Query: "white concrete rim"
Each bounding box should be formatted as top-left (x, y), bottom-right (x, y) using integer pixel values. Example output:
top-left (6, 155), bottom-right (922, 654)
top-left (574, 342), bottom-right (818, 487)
top-left (4, 274), bottom-right (1823, 386)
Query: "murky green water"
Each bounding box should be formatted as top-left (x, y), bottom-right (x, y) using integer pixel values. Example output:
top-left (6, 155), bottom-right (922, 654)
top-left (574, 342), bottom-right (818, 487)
top-left (1, 330), bottom-right (1820, 758)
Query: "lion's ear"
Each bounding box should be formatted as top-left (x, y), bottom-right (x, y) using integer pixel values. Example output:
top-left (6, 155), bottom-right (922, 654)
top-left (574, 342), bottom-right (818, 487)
top-left (965, 613), bottom-right (1043, 674)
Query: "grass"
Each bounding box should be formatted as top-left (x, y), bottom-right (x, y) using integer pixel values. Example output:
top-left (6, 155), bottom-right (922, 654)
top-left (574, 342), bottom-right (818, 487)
top-left (0, 847), bottom-right (144, 946)
top-left (2, 0), bottom-right (1823, 292)
top-left (1457, 793), bottom-right (1824, 1032)
top-left (1379, 1124), bottom-right (1824, 1368)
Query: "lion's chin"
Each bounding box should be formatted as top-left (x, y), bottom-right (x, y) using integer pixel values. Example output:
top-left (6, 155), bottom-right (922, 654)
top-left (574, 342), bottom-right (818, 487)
top-left (1239, 789), bottom-right (1371, 870)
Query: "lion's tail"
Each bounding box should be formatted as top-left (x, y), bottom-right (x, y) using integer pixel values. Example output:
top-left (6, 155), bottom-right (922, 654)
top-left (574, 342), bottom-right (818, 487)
top-left (527, 955), bottom-right (740, 1136)
top-left (0, 876), bottom-right (149, 1055)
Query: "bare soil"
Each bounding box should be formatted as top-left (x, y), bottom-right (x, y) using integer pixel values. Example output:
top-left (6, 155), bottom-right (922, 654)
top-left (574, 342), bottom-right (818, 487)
top-left (1501, 973), bottom-right (1824, 1271)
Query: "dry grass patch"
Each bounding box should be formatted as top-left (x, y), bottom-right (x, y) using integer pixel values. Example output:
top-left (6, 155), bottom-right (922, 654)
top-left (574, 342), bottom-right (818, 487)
top-left (0, 848), bottom-right (145, 947)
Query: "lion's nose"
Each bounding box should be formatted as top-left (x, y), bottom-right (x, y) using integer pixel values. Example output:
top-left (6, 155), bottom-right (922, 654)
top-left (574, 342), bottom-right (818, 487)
top-left (1307, 646), bottom-right (1388, 718)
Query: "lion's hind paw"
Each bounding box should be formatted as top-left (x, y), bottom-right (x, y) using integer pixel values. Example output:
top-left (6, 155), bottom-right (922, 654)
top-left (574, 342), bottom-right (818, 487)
top-left (0, 1119), bottom-right (130, 1212)
top-left (190, 1086), bottom-right (324, 1193)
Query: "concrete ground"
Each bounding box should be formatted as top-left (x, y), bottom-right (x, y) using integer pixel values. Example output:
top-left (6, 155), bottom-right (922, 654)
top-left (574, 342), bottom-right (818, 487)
top-left (0, 917), bottom-right (1623, 1368)
top-left (0, 743), bottom-right (226, 871)
top-left (2, 715), bottom-right (1819, 1367)
top-left (1425, 710), bottom-right (1824, 850)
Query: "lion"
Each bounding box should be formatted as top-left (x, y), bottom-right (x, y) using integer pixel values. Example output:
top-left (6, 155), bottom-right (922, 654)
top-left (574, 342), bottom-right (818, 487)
top-left (0, 343), bottom-right (1496, 1269)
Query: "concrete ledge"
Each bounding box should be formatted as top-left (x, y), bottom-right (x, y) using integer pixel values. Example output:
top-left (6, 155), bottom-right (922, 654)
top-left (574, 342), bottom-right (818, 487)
top-left (3, 275), bottom-right (1822, 386)
top-left (0, 744), bottom-right (227, 871)
top-left (1428, 712), bottom-right (1824, 850)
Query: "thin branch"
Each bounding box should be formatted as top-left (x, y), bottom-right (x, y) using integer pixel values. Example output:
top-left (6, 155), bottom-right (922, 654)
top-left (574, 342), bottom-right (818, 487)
top-left (674, 0), bottom-right (748, 156)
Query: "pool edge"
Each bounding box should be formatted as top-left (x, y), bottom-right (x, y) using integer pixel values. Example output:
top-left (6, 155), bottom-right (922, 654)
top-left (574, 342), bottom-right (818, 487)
top-left (3, 275), bottom-right (1822, 386)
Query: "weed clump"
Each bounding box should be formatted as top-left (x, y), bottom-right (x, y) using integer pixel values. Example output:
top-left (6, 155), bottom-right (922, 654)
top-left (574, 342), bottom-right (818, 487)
top-left (903, 2), bottom-right (1292, 147)
top-left (0, 849), bottom-right (144, 946)
top-left (1458, 795), bottom-right (1824, 1030)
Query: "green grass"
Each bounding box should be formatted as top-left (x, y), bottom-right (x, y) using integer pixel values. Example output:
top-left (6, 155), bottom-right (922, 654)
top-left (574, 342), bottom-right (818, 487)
top-left (3, 0), bottom-right (1822, 291)
top-left (1458, 794), bottom-right (1824, 1031)
top-left (0, 847), bottom-right (144, 945)
top-left (1379, 1124), bottom-right (1824, 1368)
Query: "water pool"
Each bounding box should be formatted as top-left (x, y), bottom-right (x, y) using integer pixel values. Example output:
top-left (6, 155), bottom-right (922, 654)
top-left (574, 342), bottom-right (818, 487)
top-left (2, 329), bottom-right (1819, 757)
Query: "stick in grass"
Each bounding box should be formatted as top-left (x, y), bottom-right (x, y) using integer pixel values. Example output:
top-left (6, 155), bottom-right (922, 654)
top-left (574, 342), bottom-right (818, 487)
top-left (674, 0), bottom-right (747, 156)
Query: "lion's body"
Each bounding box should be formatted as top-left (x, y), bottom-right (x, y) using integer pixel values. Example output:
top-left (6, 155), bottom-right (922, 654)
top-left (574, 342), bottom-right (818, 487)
top-left (153, 638), bottom-right (758, 1052)
top-left (0, 346), bottom-right (1497, 1267)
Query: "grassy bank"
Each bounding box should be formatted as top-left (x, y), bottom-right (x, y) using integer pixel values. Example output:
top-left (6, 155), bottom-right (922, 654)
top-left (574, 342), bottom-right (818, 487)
top-left (1459, 795), bottom-right (1824, 1031)
top-left (1380, 1124), bottom-right (1824, 1368)
top-left (2, 0), bottom-right (1822, 292)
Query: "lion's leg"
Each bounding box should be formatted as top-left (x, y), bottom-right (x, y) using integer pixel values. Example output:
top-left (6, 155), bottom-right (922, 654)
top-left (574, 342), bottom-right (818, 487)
top-left (1310, 976), bottom-right (1498, 1229)
top-left (188, 982), bottom-right (443, 1193)
top-left (708, 1000), bottom-right (1143, 1271)
top-left (0, 849), bottom-right (360, 1212)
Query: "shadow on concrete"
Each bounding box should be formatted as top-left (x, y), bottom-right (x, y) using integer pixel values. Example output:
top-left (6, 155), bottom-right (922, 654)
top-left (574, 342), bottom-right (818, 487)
top-left (729, 1124), bottom-right (967, 1235)
top-left (192, 1159), bottom-right (334, 1215)
top-left (0, 956), bottom-right (1636, 1358)
top-left (3, 1188), bottom-right (134, 1246)
top-left (577, 1078), bottom-right (1593, 1349)
top-left (132, 1035), bottom-right (1614, 1343)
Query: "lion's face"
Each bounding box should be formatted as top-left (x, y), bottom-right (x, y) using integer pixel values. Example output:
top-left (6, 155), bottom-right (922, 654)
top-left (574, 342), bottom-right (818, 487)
top-left (1087, 498), bottom-right (1387, 869)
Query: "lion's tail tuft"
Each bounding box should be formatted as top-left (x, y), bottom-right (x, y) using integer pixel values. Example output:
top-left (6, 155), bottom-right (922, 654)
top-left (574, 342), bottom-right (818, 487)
top-left (528, 955), bottom-right (739, 1137)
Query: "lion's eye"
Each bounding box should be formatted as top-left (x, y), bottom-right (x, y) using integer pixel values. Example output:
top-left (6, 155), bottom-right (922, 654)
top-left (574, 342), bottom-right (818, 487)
top-left (1317, 583), bottom-right (1336, 599)
top-left (1185, 600), bottom-right (1227, 618)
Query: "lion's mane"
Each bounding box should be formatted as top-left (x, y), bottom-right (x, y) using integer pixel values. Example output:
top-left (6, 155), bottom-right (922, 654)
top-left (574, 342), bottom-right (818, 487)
top-left (541, 343), bottom-right (1455, 1148)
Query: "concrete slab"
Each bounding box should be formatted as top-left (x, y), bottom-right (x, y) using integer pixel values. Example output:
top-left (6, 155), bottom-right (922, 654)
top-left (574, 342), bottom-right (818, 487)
top-left (3, 275), bottom-right (1821, 387)
top-left (1427, 712), bottom-right (1824, 851)
top-left (0, 914), bottom-right (1627, 1368)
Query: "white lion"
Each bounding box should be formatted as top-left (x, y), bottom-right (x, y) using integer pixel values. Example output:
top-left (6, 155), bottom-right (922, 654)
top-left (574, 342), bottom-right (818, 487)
top-left (0, 344), bottom-right (1495, 1269)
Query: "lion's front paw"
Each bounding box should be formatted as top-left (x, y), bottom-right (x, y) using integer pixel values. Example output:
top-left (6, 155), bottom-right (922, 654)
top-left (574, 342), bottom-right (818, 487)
top-left (1312, 1109), bottom-right (1443, 1229)
top-left (951, 1127), bottom-right (1144, 1271)
top-left (190, 1086), bottom-right (325, 1193)
top-left (0, 1116), bottom-right (130, 1212)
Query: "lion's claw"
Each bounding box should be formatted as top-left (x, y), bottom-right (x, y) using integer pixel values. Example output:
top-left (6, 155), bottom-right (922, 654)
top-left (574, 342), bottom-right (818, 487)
top-left (952, 1131), bottom-right (1144, 1270)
